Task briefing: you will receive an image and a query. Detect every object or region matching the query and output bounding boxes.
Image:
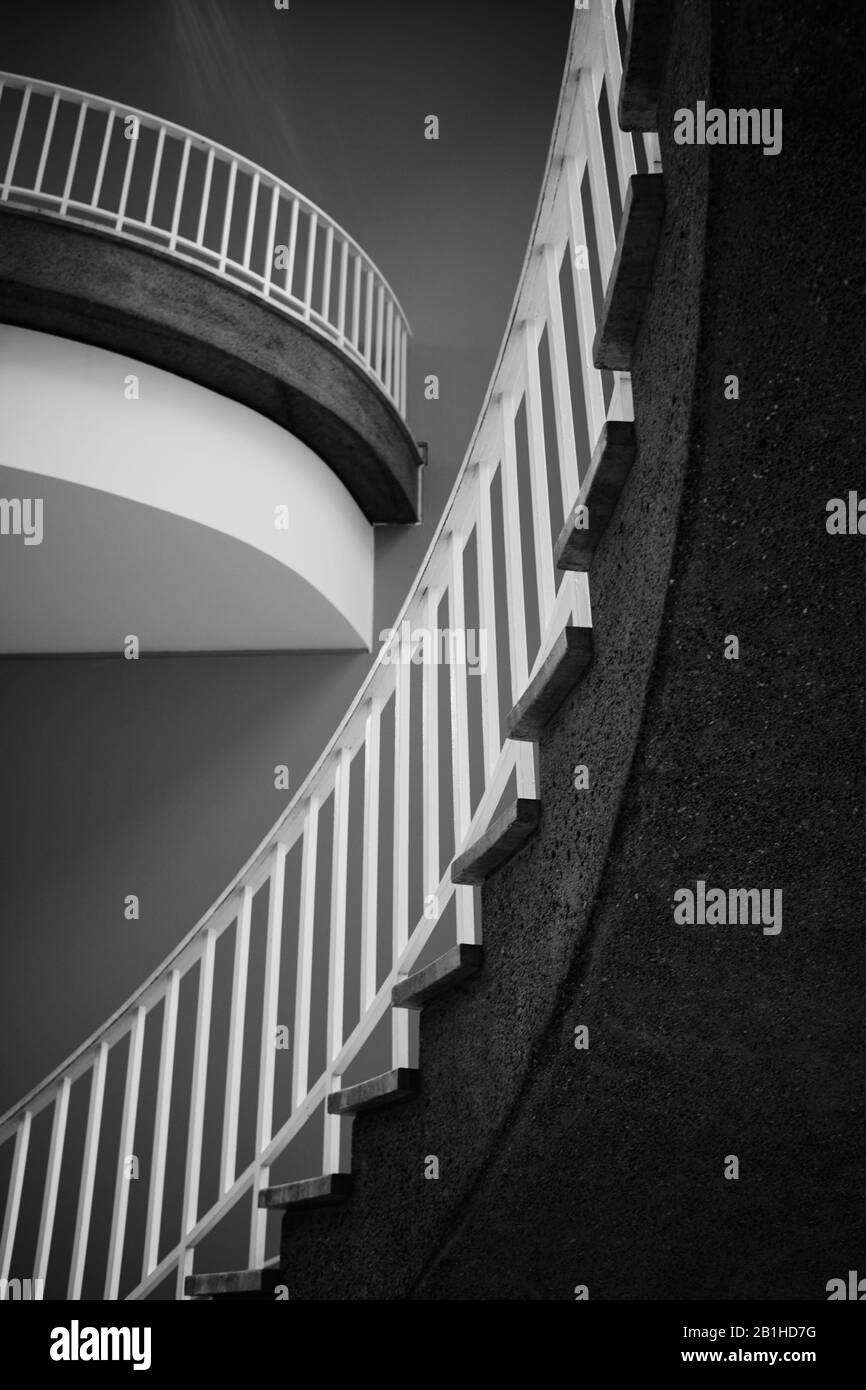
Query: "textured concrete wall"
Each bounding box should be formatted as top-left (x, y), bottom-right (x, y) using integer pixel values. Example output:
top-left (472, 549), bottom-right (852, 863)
top-left (280, 0), bottom-right (866, 1299)
top-left (0, 211), bottom-right (421, 523)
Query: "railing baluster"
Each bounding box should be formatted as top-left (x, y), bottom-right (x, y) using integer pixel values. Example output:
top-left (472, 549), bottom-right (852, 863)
top-left (249, 843), bottom-right (287, 1268)
top-left (392, 624), bottom-right (411, 1066)
top-left (168, 135), bottom-right (191, 251)
top-left (115, 121), bottom-right (139, 231)
top-left (196, 146), bottom-right (216, 246)
top-left (400, 319), bottom-right (409, 416)
top-left (91, 107), bottom-right (116, 207)
top-left (543, 242), bottom-right (582, 511)
top-left (180, 932), bottom-right (215, 1238)
top-left (0, 1110), bottom-right (31, 1281)
top-left (1, 84), bottom-right (31, 199)
top-left (337, 239), bottom-right (349, 346)
top-left (580, 74), bottom-right (616, 286)
top-left (220, 888), bottom-right (252, 1194)
top-left (142, 972), bottom-right (179, 1279)
top-left (143, 125), bottom-right (165, 228)
top-left (385, 300), bottom-right (395, 399)
top-left (303, 212), bottom-right (318, 320)
top-left (321, 223), bottom-right (334, 323)
top-left (360, 697), bottom-right (381, 1011)
top-left (262, 183), bottom-right (279, 294)
top-left (499, 396), bottom-right (529, 698)
top-left (33, 90), bottom-right (59, 194)
top-left (323, 747), bottom-right (351, 1174)
top-left (523, 319), bottom-right (556, 630)
top-left (60, 99), bottom-right (88, 214)
top-left (421, 584), bottom-right (441, 909)
top-left (476, 459), bottom-right (502, 776)
top-left (218, 158), bottom-right (237, 272)
top-left (242, 170), bottom-right (259, 271)
top-left (448, 531), bottom-right (478, 944)
top-left (68, 1043), bottom-right (107, 1299)
top-left (600, 0), bottom-right (636, 205)
top-left (564, 157), bottom-right (607, 454)
top-left (364, 269), bottom-right (374, 363)
top-left (351, 254), bottom-right (362, 348)
top-left (32, 1077), bottom-right (70, 1290)
top-left (375, 284), bottom-right (385, 380)
top-left (293, 799), bottom-right (319, 1109)
top-left (105, 1008), bottom-right (145, 1299)
top-left (284, 196), bottom-right (300, 296)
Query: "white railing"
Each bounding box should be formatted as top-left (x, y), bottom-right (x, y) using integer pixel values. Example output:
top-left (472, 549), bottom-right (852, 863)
top-left (0, 73), bottom-right (409, 417)
top-left (0, 0), bottom-right (660, 1300)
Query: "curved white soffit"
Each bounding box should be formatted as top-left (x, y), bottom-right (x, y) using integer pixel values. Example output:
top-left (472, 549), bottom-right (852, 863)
top-left (0, 325), bottom-right (374, 653)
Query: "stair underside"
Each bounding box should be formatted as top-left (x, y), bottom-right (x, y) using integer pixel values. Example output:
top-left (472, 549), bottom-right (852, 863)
top-left (327, 1068), bottom-right (419, 1115)
top-left (451, 798), bottom-right (541, 886)
top-left (392, 944), bottom-right (483, 1009)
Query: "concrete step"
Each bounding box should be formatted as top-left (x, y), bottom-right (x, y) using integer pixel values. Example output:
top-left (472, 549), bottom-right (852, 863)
top-left (392, 944), bottom-right (483, 1009)
top-left (451, 798), bottom-right (541, 886)
top-left (554, 421), bottom-right (637, 573)
top-left (258, 1172), bottom-right (353, 1211)
top-left (327, 1068), bottom-right (419, 1115)
top-left (185, 1267), bottom-right (286, 1300)
top-left (594, 173), bottom-right (665, 371)
top-left (505, 627), bottom-right (593, 741)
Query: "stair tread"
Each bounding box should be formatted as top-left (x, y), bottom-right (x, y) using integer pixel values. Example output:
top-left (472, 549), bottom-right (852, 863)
top-left (259, 1172), bottom-right (352, 1210)
top-left (327, 1067), bottom-right (419, 1115)
top-left (593, 173), bottom-right (665, 371)
top-left (392, 944), bottom-right (483, 1009)
top-left (185, 1267), bottom-right (284, 1299)
top-left (506, 626), bottom-right (593, 741)
top-left (451, 798), bottom-right (541, 886)
top-left (554, 420), bottom-right (637, 573)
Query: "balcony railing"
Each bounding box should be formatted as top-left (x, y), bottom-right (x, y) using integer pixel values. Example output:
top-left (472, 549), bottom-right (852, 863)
top-left (0, 0), bottom-right (660, 1300)
top-left (0, 72), bottom-right (409, 417)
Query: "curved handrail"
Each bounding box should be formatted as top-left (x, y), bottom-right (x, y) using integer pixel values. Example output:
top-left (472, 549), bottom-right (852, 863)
top-left (0, 70), bottom-right (410, 416)
top-left (0, 0), bottom-right (661, 1300)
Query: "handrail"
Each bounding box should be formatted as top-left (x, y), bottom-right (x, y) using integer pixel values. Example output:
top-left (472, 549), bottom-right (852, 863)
top-left (0, 0), bottom-right (661, 1300)
top-left (0, 70), bottom-right (410, 416)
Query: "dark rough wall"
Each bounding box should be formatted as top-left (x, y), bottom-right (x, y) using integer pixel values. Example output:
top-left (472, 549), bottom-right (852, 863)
top-left (282, 0), bottom-right (866, 1299)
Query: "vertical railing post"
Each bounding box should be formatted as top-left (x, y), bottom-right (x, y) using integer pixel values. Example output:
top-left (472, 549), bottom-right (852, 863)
top-left (303, 212), bottom-right (318, 320)
top-left (542, 242), bottom-right (581, 512)
top-left (321, 224), bottom-right (334, 324)
top-left (60, 100), bottom-right (88, 214)
top-left (263, 183), bottom-right (280, 294)
top-left (220, 887), bottom-right (252, 1195)
top-left (360, 697), bottom-right (382, 1011)
top-left (196, 146), bottom-right (216, 247)
top-left (69, 1043), bottom-right (108, 1299)
top-left (421, 584), bottom-right (441, 920)
top-left (475, 458), bottom-right (502, 777)
top-left (292, 799), bottom-right (319, 1110)
top-left (105, 1007), bottom-right (145, 1299)
top-left (0, 1110), bottom-right (31, 1283)
top-left (250, 843), bottom-right (288, 1268)
top-left (168, 135), bottom-right (191, 251)
top-left (323, 747), bottom-right (351, 1174)
top-left (523, 318), bottom-right (557, 636)
top-left (1, 84), bottom-right (32, 199)
top-left (33, 90), bottom-right (59, 194)
top-left (142, 971), bottom-right (180, 1280)
top-left (392, 623), bottom-right (411, 1066)
top-left (33, 1077), bottom-right (70, 1290)
top-left (179, 932), bottom-right (216, 1245)
top-left (448, 531), bottom-right (477, 944)
top-left (563, 156), bottom-right (607, 454)
top-left (144, 126), bottom-right (166, 229)
top-left (218, 158), bottom-right (238, 273)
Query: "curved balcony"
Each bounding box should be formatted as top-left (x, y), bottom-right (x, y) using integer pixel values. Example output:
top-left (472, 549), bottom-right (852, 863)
top-left (0, 73), bottom-right (421, 524)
